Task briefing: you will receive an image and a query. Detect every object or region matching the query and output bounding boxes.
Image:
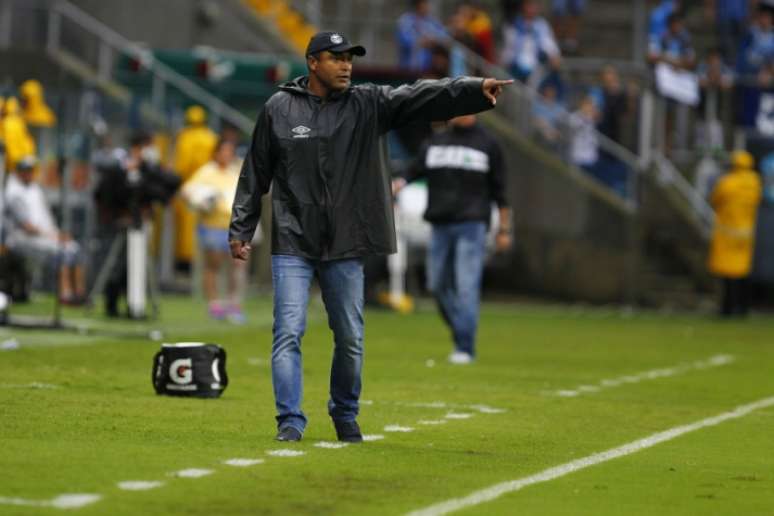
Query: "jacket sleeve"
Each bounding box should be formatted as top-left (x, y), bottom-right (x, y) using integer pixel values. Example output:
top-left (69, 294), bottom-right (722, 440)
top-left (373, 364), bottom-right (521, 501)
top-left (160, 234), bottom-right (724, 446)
top-left (487, 137), bottom-right (509, 208)
top-left (229, 107), bottom-right (275, 242)
top-left (377, 77), bottom-right (493, 133)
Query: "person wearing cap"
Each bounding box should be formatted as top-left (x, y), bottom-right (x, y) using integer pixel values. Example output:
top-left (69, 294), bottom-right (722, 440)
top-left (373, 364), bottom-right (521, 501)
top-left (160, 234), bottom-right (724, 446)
top-left (173, 105), bottom-right (218, 269)
top-left (229, 31), bottom-right (512, 443)
top-left (4, 156), bottom-right (86, 304)
top-left (1, 97), bottom-right (36, 174)
top-left (708, 150), bottom-right (763, 317)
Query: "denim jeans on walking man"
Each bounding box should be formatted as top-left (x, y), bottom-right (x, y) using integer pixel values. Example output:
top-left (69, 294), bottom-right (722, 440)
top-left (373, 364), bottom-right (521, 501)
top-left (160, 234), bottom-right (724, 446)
top-left (271, 254), bottom-right (364, 433)
top-left (426, 221), bottom-right (487, 357)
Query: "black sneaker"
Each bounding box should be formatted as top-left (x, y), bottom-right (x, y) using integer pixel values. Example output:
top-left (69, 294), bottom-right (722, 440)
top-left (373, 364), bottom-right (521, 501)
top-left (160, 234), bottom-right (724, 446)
top-left (334, 420), bottom-right (363, 443)
top-left (275, 426), bottom-right (302, 442)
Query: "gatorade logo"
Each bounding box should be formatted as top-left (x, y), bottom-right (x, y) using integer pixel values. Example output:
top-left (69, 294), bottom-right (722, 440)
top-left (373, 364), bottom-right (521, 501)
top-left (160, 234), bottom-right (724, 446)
top-left (170, 358), bottom-right (193, 384)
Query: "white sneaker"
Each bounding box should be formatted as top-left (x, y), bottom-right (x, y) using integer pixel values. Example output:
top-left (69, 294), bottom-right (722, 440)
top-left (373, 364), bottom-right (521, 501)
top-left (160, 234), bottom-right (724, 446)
top-left (448, 351), bottom-right (473, 365)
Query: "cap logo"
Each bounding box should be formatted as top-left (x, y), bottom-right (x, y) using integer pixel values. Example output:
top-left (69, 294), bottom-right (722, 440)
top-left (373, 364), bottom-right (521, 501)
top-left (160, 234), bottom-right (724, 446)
top-left (330, 34), bottom-right (343, 44)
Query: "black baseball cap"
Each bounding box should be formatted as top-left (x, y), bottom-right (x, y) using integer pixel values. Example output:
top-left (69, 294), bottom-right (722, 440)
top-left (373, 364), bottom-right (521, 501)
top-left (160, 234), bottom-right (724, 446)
top-left (305, 31), bottom-right (366, 57)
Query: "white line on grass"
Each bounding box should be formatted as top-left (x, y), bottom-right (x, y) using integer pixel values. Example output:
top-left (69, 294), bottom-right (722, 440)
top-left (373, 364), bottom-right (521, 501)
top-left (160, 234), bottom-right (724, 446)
top-left (545, 354), bottom-right (735, 398)
top-left (417, 420), bottom-right (448, 426)
top-left (444, 413), bottom-right (473, 420)
top-left (170, 468), bottom-right (214, 478)
top-left (223, 458), bottom-right (265, 467)
top-left (406, 395), bottom-right (774, 516)
top-left (0, 382), bottom-right (59, 390)
top-left (266, 449), bottom-right (306, 457)
top-left (384, 425), bottom-right (415, 432)
top-left (0, 494), bottom-right (101, 509)
top-left (314, 441), bottom-right (349, 449)
top-left (117, 481), bottom-right (164, 491)
top-left (362, 434), bottom-right (385, 441)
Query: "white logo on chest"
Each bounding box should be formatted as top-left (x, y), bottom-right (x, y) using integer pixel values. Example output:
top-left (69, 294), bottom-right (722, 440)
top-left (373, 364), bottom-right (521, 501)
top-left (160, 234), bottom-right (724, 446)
top-left (292, 125), bottom-right (311, 138)
top-left (426, 145), bottom-right (489, 172)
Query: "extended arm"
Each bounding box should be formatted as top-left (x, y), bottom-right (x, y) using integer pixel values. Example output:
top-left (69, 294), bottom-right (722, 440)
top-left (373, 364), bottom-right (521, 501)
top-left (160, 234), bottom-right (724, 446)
top-left (378, 77), bottom-right (512, 132)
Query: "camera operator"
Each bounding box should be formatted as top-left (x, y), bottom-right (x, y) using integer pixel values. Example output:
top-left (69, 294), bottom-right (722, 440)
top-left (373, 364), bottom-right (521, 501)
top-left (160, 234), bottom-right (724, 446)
top-left (93, 131), bottom-right (180, 317)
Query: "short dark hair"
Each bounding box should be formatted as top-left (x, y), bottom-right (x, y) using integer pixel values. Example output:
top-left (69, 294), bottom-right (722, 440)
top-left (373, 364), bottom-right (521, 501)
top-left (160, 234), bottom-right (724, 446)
top-left (129, 131), bottom-right (152, 148)
top-left (667, 12), bottom-right (683, 26)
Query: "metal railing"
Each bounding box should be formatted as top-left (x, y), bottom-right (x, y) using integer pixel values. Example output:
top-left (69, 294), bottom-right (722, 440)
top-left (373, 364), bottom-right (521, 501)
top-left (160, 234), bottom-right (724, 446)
top-left (1, 0), bottom-right (255, 134)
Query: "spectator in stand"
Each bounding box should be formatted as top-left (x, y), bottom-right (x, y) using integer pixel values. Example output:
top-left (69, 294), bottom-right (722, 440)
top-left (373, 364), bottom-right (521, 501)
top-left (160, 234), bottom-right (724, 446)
top-left (532, 82), bottom-right (564, 144)
top-left (454, 1), bottom-right (495, 62)
top-left (182, 139), bottom-right (248, 324)
top-left (649, 12), bottom-right (696, 70)
top-left (649, 0), bottom-right (682, 47)
top-left (396, 0), bottom-right (448, 71)
top-left (500, 0), bottom-right (562, 83)
top-left (19, 80), bottom-right (56, 130)
top-left (551, 0), bottom-right (586, 54)
top-left (591, 65), bottom-right (628, 144)
top-left (708, 150), bottom-right (762, 317)
top-left (4, 156), bottom-right (86, 304)
top-left (698, 47), bottom-right (735, 129)
top-left (706, 0), bottom-right (752, 63)
top-left (737, 5), bottom-right (774, 79)
top-left (568, 96), bottom-right (599, 174)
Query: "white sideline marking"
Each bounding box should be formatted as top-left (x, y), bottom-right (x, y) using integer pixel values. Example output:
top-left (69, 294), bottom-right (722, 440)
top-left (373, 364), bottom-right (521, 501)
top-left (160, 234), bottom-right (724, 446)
top-left (546, 354), bottom-right (736, 398)
top-left (362, 434), bottom-right (385, 441)
top-left (314, 441), bottom-right (349, 449)
top-left (361, 399), bottom-right (374, 405)
top-left (117, 481), bottom-right (164, 491)
top-left (444, 413), bottom-right (473, 420)
top-left (0, 382), bottom-right (59, 390)
top-left (0, 494), bottom-right (101, 509)
top-left (246, 357), bottom-right (266, 366)
top-left (266, 449), bottom-right (306, 457)
top-left (468, 405), bottom-right (507, 414)
top-left (385, 425), bottom-right (414, 432)
top-left (407, 395), bottom-right (774, 516)
top-left (171, 468), bottom-right (213, 478)
top-left (223, 458), bottom-right (265, 467)
top-left (418, 420), bottom-right (447, 426)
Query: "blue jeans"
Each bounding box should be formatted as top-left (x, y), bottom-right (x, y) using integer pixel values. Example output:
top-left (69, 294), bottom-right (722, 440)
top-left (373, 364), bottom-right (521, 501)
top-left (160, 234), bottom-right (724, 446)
top-left (271, 254), bottom-right (364, 433)
top-left (427, 221), bottom-right (487, 357)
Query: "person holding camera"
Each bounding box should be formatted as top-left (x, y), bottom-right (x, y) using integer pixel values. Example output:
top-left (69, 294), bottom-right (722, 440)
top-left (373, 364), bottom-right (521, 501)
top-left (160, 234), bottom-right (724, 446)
top-left (94, 132), bottom-right (180, 317)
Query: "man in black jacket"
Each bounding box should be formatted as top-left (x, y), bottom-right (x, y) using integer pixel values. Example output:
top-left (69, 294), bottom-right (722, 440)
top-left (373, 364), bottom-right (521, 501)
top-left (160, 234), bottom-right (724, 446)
top-left (394, 114), bottom-right (512, 365)
top-left (229, 31), bottom-right (511, 443)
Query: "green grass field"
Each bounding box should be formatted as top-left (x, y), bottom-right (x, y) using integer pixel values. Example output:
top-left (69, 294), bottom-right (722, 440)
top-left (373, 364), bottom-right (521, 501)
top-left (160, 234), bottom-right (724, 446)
top-left (1, 295), bottom-right (773, 515)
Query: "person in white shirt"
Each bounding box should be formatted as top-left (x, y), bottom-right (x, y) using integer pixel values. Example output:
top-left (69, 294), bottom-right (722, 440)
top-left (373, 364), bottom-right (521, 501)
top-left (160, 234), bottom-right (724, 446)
top-left (4, 156), bottom-right (85, 303)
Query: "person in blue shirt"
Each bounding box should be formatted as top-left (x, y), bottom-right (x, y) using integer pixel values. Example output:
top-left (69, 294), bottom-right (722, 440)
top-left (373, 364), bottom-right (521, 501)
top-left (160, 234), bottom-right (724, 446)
top-left (396, 0), bottom-right (449, 71)
top-left (649, 12), bottom-right (696, 70)
top-left (500, 0), bottom-right (562, 82)
top-left (737, 5), bottom-right (774, 78)
top-left (649, 0), bottom-right (681, 48)
top-left (709, 0), bottom-right (751, 62)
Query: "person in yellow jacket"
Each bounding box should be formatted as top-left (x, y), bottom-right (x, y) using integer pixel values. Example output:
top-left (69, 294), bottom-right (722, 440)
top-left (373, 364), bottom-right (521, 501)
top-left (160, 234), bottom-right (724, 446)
top-left (182, 139), bottom-right (247, 323)
top-left (20, 80), bottom-right (56, 128)
top-left (173, 105), bottom-right (218, 268)
top-left (707, 150), bottom-right (763, 317)
top-left (0, 97), bottom-right (36, 173)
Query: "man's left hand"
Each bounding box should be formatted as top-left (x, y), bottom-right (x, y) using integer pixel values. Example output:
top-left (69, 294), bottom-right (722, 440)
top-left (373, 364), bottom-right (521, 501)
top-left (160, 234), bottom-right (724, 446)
top-left (482, 78), bottom-right (514, 106)
top-left (495, 232), bottom-right (512, 253)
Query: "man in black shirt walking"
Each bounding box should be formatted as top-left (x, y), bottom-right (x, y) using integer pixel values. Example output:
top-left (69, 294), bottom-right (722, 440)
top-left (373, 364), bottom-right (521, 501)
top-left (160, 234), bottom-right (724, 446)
top-left (229, 31), bottom-right (512, 442)
top-left (393, 114), bottom-right (512, 364)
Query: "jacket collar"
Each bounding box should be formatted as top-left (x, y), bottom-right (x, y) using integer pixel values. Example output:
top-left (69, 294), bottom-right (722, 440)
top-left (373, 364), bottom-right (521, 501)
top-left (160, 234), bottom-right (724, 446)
top-left (279, 76), bottom-right (350, 102)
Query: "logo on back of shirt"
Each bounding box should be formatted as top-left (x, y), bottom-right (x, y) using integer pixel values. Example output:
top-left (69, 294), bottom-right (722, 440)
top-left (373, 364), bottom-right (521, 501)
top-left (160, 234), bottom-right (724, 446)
top-left (292, 125), bottom-right (311, 138)
top-left (426, 145), bottom-right (489, 172)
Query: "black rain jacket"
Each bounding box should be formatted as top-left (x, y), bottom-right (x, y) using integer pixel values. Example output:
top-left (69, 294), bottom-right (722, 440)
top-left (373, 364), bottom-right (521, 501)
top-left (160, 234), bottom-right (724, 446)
top-left (229, 75), bottom-right (492, 260)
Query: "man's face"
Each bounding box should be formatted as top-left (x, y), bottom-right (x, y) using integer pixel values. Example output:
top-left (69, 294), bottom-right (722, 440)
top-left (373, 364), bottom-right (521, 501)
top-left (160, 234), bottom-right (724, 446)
top-left (309, 51), bottom-right (354, 92)
top-left (17, 169), bottom-right (34, 185)
top-left (415, 0), bottom-right (430, 17)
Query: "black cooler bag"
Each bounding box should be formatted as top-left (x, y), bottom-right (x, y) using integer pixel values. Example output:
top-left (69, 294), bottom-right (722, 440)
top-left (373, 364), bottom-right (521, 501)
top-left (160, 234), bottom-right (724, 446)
top-left (152, 343), bottom-right (228, 398)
